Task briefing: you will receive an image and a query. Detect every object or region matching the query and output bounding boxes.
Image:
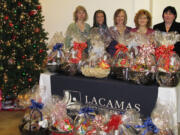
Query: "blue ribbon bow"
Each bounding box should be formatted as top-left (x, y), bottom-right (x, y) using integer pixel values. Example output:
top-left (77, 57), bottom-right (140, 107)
top-left (52, 43), bottom-right (63, 58)
top-left (79, 107), bottom-right (95, 120)
top-left (29, 99), bottom-right (44, 121)
top-left (29, 99), bottom-right (44, 110)
top-left (135, 117), bottom-right (159, 135)
top-left (53, 43), bottom-right (63, 52)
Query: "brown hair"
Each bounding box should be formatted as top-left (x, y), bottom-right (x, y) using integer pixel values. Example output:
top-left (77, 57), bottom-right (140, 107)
top-left (134, 9), bottom-right (152, 28)
top-left (73, 5), bottom-right (88, 22)
top-left (114, 9), bottom-right (127, 25)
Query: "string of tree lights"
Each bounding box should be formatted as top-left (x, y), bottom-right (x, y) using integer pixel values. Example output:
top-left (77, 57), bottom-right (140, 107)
top-left (0, 0), bottom-right (48, 99)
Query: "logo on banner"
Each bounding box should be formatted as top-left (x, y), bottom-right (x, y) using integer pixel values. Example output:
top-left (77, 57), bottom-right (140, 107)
top-left (63, 90), bottom-right (141, 112)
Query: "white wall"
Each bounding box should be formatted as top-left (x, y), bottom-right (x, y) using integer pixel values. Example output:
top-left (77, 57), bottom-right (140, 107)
top-left (39, 0), bottom-right (180, 41)
top-left (40, 0), bottom-right (150, 41)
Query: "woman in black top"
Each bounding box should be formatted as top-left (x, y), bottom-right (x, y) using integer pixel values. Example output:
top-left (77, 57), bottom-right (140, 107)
top-left (91, 10), bottom-right (112, 47)
top-left (153, 6), bottom-right (180, 56)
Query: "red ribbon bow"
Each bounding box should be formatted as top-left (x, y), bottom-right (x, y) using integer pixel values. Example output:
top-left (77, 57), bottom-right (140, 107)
top-left (105, 114), bottom-right (122, 133)
top-left (70, 42), bottom-right (87, 63)
top-left (155, 45), bottom-right (175, 72)
top-left (114, 44), bottom-right (128, 57)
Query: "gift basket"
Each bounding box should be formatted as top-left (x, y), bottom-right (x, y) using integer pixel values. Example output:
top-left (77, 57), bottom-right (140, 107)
top-left (48, 96), bottom-right (74, 135)
top-left (151, 101), bottom-right (175, 135)
top-left (155, 31), bottom-right (180, 87)
top-left (19, 99), bottom-right (49, 135)
top-left (60, 34), bottom-right (88, 76)
top-left (46, 32), bottom-right (67, 73)
top-left (80, 30), bottom-right (111, 78)
top-left (111, 34), bottom-right (130, 80)
top-left (19, 85), bottom-right (50, 135)
top-left (128, 33), bottom-right (156, 85)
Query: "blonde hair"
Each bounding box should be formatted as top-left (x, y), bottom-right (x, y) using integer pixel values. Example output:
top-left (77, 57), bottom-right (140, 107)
top-left (134, 9), bottom-right (152, 28)
top-left (73, 5), bottom-right (88, 22)
top-left (114, 9), bottom-right (127, 25)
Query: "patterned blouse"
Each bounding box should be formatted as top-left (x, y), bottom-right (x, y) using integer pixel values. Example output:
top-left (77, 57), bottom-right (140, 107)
top-left (64, 22), bottom-right (91, 48)
top-left (109, 26), bottom-right (132, 41)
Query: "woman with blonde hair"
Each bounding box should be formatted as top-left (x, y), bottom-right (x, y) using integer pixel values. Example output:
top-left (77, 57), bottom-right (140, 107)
top-left (64, 6), bottom-right (90, 49)
top-left (107, 9), bottom-right (131, 56)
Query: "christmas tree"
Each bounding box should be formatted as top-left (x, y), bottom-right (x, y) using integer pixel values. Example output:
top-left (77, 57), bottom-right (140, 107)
top-left (0, 0), bottom-right (48, 99)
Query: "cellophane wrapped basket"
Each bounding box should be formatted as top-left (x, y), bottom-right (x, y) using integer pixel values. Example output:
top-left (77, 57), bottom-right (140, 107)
top-left (19, 100), bottom-right (49, 135)
top-left (111, 34), bottom-right (130, 80)
top-left (60, 34), bottom-right (88, 76)
top-left (47, 32), bottom-right (67, 73)
top-left (128, 33), bottom-right (156, 85)
top-left (80, 29), bottom-right (111, 78)
top-left (48, 96), bottom-right (74, 135)
top-left (155, 31), bottom-right (180, 87)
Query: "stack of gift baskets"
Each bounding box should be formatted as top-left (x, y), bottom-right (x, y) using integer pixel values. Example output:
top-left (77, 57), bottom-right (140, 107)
top-left (155, 31), bottom-right (180, 87)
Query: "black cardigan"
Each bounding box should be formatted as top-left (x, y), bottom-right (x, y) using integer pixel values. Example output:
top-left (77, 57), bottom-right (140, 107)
top-left (153, 21), bottom-right (180, 56)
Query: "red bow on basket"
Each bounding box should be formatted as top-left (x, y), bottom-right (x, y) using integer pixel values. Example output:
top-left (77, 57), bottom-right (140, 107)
top-left (104, 114), bottom-right (122, 133)
top-left (70, 42), bottom-right (87, 63)
top-left (155, 45), bottom-right (175, 72)
top-left (114, 44), bottom-right (128, 57)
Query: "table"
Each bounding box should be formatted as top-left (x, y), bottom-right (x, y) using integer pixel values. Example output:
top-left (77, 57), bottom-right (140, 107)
top-left (39, 72), bottom-right (179, 134)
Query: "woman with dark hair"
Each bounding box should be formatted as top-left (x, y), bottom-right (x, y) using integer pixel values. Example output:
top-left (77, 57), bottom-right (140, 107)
top-left (153, 6), bottom-right (180, 56)
top-left (90, 10), bottom-right (112, 47)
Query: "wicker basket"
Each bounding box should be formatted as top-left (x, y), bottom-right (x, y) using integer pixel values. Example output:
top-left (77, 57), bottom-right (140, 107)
top-left (19, 120), bottom-right (49, 135)
top-left (156, 72), bottom-right (180, 87)
top-left (128, 70), bottom-right (155, 85)
top-left (50, 127), bottom-right (73, 135)
top-left (111, 67), bottom-right (128, 80)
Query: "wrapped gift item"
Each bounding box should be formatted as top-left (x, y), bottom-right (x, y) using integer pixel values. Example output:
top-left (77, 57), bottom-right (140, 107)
top-left (74, 107), bottom-right (96, 135)
top-left (128, 33), bottom-right (156, 85)
top-left (47, 32), bottom-right (66, 72)
top-left (155, 31), bottom-right (180, 87)
top-left (17, 85), bottom-right (42, 109)
top-left (111, 35), bottom-right (130, 80)
top-left (151, 102), bottom-right (175, 135)
top-left (128, 53), bottom-right (156, 85)
top-left (60, 34), bottom-right (88, 76)
top-left (48, 96), bottom-right (74, 135)
top-left (19, 99), bottom-right (49, 135)
top-left (135, 117), bottom-right (159, 135)
top-left (121, 109), bottom-right (142, 134)
top-left (128, 32), bottom-right (155, 58)
top-left (81, 32), bottom-right (111, 78)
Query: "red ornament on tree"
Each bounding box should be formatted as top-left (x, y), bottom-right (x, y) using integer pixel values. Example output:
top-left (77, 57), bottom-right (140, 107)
top-left (22, 21), bottom-right (26, 25)
top-left (4, 16), bottom-right (9, 20)
top-left (18, 2), bottom-right (22, 6)
top-left (12, 35), bottom-right (16, 40)
top-left (29, 10), bottom-right (37, 16)
top-left (39, 49), bottom-right (43, 53)
top-left (13, 86), bottom-right (17, 89)
top-left (34, 27), bottom-right (40, 33)
top-left (37, 5), bottom-right (41, 10)
top-left (28, 78), bottom-right (32, 82)
top-left (22, 56), bottom-right (26, 59)
top-left (9, 22), bottom-right (14, 27)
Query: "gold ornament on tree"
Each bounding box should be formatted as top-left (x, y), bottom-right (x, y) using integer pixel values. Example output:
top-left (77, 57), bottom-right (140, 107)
top-left (4, 73), bottom-right (8, 83)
